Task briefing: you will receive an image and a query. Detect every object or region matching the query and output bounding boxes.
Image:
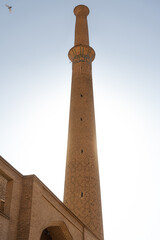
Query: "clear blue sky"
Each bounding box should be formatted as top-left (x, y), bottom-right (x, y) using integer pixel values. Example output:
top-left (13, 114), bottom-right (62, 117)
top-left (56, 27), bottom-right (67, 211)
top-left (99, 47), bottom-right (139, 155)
top-left (0, 0), bottom-right (160, 239)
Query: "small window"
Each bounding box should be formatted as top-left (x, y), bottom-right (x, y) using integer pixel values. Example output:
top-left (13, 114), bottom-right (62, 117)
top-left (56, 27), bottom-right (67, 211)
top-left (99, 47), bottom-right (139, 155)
top-left (0, 175), bottom-right (7, 213)
top-left (0, 173), bottom-right (13, 216)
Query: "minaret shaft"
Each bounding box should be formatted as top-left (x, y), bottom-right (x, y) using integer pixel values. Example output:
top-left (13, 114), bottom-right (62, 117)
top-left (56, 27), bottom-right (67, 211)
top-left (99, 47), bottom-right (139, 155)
top-left (64, 5), bottom-right (103, 240)
top-left (74, 8), bottom-right (89, 45)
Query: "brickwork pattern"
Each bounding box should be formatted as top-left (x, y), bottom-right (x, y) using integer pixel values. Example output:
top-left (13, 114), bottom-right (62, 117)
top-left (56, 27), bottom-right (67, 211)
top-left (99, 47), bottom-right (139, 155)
top-left (64, 5), bottom-right (104, 240)
top-left (64, 60), bottom-right (103, 240)
top-left (17, 176), bottom-right (33, 240)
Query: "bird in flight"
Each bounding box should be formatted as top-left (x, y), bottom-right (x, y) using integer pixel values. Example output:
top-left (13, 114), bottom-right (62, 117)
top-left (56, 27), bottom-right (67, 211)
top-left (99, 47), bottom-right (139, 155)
top-left (5, 4), bottom-right (12, 13)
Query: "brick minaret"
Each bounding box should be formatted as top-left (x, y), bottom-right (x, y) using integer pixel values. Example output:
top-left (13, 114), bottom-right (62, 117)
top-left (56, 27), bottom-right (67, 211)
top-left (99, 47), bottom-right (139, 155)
top-left (64, 5), bottom-right (104, 240)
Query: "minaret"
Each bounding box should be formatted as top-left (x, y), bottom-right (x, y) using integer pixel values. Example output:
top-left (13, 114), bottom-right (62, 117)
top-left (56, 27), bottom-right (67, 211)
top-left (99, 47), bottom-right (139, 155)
top-left (64, 5), bottom-right (104, 240)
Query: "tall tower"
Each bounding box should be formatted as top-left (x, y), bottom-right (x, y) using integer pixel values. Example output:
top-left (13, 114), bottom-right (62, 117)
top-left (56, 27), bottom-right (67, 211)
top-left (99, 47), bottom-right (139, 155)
top-left (64, 5), bottom-right (104, 240)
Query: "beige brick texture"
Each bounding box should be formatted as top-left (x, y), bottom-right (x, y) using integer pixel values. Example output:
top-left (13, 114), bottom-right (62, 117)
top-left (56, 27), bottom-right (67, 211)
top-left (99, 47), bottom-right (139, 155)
top-left (64, 5), bottom-right (104, 240)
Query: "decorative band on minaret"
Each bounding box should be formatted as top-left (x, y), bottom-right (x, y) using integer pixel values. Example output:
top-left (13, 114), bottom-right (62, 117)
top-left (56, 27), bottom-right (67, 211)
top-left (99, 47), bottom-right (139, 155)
top-left (68, 45), bottom-right (95, 64)
top-left (64, 5), bottom-right (104, 240)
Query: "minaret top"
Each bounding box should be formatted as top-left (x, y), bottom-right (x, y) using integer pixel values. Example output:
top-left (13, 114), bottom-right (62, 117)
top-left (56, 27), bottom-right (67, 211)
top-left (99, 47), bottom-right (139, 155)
top-left (74, 5), bottom-right (89, 16)
top-left (74, 5), bottom-right (89, 46)
top-left (68, 4), bottom-right (95, 64)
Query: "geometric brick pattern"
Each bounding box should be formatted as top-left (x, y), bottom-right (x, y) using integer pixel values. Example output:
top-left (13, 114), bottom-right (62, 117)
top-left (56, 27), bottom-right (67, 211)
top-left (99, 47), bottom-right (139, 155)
top-left (64, 5), bottom-right (104, 240)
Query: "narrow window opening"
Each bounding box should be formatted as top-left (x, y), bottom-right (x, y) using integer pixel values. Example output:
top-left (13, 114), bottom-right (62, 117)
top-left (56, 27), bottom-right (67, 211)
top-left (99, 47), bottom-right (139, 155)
top-left (81, 149), bottom-right (83, 154)
top-left (81, 192), bottom-right (83, 197)
top-left (0, 199), bottom-right (5, 212)
top-left (0, 175), bottom-right (7, 213)
top-left (80, 117), bottom-right (83, 121)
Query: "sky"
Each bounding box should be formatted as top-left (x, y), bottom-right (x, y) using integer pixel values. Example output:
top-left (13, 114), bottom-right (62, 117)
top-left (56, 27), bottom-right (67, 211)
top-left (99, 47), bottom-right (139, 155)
top-left (0, 0), bottom-right (160, 239)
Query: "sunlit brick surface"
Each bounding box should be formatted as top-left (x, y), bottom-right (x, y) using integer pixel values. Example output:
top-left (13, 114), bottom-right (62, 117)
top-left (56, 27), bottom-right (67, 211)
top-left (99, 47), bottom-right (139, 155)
top-left (64, 5), bottom-right (104, 240)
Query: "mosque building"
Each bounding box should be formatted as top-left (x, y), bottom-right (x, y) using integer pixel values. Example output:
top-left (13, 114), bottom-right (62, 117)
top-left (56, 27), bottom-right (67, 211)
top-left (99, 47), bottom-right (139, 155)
top-left (0, 5), bottom-right (104, 240)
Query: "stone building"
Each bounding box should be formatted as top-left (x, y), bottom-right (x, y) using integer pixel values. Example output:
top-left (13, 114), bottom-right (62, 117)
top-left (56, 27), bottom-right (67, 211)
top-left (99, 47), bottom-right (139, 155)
top-left (0, 5), bottom-right (104, 240)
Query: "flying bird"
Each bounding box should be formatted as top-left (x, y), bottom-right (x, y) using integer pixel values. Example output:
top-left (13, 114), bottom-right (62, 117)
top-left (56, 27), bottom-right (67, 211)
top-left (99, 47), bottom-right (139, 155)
top-left (5, 4), bottom-right (12, 13)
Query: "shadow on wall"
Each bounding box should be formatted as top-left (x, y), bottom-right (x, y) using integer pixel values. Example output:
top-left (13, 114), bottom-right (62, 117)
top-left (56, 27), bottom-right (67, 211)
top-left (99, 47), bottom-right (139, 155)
top-left (40, 223), bottom-right (73, 240)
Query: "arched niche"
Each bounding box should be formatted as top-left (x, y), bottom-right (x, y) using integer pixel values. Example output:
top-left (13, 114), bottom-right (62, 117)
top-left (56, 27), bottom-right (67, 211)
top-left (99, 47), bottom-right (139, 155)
top-left (40, 221), bottom-right (73, 240)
